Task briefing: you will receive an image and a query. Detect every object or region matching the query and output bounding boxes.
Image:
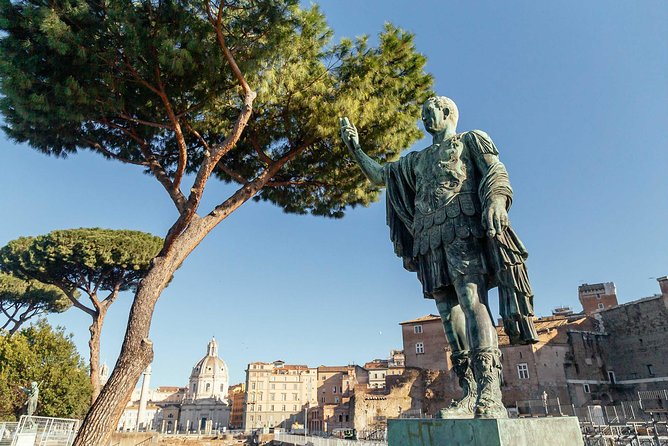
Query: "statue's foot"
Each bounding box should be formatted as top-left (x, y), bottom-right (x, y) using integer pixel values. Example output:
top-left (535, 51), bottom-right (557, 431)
top-left (438, 403), bottom-right (475, 419)
top-left (474, 400), bottom-right (508, 419)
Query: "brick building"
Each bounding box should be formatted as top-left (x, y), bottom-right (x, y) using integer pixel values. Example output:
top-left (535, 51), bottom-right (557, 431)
top-left (578, 282), bottom-right (618, 314)
top-left (308, 365), bottom-right (368, 434)
top-left (566, 277), bottom-right (668, 406)
top-left (398, 312), bottom-right (590, 407)
top-left (400, 315), bottom-right (451, 371)
top-left (228, 383), bottom-right (245, 429)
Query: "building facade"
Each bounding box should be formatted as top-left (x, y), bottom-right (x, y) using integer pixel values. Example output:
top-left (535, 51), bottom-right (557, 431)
top-left (228, 383), bottom-right (246, 429)
top-left (400, 315), bottom-right (451, 371)
top-left (243, 360), bottom-right (317, 432)
top-left (117, 338), bottom-right (229, 433)
top-left (179, 338), bottom-right (230, 432)
top-left (566, 277), bottom-right (668, 406)
top-left (579, 282), bottom-right (618, 314)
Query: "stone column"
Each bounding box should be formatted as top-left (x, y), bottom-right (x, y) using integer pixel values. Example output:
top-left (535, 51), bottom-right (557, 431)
top-left (136, 365), bottom-right (152, 431)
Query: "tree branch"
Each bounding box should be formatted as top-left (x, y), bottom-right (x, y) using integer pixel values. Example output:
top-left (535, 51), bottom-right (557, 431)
top-left (249, 133), bottom-right (273, 165)
top-left (160, 7), bottom-right (257, 255)
top-left (153, 65), bottom-right (188, 191)
top-left (82, 139), bottom-right (148, 167)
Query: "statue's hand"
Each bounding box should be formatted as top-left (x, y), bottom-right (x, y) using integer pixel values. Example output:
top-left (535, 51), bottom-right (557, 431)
top-left (339, 117), bottom-right (359, 151)
top-left (483, 196), bottom-right (509, 238)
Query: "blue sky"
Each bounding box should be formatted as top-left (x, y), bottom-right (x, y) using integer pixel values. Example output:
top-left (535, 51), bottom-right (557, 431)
top-left (0, 1), bottom-right (666, 388)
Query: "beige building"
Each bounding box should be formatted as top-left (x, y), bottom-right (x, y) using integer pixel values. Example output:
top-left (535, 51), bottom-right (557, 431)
top-left (243, 360), bottom-right (317, 432)
top-left (364, 360), bottom-right (389, 389)
top-left (309, 365), bottom-right (368, 434)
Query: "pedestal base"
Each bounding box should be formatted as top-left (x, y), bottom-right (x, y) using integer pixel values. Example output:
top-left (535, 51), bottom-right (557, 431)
top-left (388, 417), bottom-right (583, 446)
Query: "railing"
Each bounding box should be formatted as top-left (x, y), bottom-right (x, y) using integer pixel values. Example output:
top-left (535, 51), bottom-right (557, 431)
top-left (0, 422), bottom-right (18, 446)
top-left (274, 432), bottom-right (386, 446)
top-left (3, 415), bottom-right (79, 446)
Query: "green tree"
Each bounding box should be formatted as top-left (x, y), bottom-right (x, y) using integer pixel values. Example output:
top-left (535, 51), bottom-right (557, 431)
top-left (0, 229), bottom-right (163, 402)
top-left (0, 320), bottom-right (91, 421)
top-left (0, 273), bottom-right (70, 335)
top-left (0, 0), bottom-right (432, 443)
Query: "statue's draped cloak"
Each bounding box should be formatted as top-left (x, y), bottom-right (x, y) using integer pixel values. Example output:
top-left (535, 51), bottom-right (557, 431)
top-left (384, 130), bottom-right (538, 345)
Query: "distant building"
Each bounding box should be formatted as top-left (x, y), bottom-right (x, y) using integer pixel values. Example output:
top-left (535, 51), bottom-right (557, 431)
top-left (398, 313), bottom-right (590, 407)
top-left (179, 338), bottom-right (230, 432)
top-left (228, 383), bottom-right (246, 429)
top-left (566, 277), bottom-right (668, 406)
top-left (579, 282), bottom-right (618, 314)
top-left (309, 365), bottom-right (367, 434)
top-left (243, 360), bottom-right (317, 432)
top-left (399, 315), bottom-right (450, 371)
top-left (117, 338), bottom-right (229, 433)
top-left (364, 360), bottom-right (389, 389)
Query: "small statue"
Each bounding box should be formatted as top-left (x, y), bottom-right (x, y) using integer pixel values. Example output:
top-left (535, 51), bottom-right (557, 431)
top-left (340, 96), bottom-right (538, 418)
top-left (20, 381), bottom-right (39, 417)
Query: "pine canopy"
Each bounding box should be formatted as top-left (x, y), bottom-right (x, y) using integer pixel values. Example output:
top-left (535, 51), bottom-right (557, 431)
top-left (0, 0), bottom-right (433, 217)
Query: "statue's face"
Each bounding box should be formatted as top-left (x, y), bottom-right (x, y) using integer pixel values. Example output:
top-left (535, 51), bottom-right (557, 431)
top-left (422, 101), bottom-right (447, 134)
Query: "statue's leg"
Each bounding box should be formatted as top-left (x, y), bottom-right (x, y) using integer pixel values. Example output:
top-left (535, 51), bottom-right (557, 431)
top-left (452, 273), bottom-right (507, 419)
top-left (434, 290), bottom-right (476, 418)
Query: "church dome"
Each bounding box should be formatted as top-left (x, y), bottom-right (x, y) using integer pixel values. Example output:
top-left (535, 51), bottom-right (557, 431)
top-left (187, 338), bottom-right (229, 401)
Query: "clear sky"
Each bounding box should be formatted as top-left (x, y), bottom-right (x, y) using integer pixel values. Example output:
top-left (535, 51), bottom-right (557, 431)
top-left (1, 0), bottom-right (666, 388)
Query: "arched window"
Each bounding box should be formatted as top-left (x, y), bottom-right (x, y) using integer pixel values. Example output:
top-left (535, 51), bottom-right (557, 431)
top-left (206, 383), bottom-right (211, 391)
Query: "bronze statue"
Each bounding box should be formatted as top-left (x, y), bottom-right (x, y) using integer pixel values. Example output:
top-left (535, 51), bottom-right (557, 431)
top-left (20, 381), bottom-right (39, 417)
top-left (340, 96), bottom-right (538, 418)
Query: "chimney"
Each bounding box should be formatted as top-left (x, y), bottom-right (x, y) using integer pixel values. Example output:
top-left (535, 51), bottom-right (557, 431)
top-left (658, 276), bottom-right (668, 297)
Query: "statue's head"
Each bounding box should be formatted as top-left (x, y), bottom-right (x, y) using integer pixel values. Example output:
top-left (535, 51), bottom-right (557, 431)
top-left (31, 381), bottom-right (38, 389)
top-left (422, 96), bottom-right (458, 135)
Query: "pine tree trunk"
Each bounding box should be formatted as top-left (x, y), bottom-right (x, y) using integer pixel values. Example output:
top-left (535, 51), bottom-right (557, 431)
top-left (88, 311), bottom-right (104, 403)
top-left (72, 255), bottom-right (175, 446)
top-left (72, 177), bottom-right (267, 445)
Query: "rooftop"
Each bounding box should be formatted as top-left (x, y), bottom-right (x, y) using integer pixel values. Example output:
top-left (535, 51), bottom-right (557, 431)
top-left (399, 314), bottom-right (440, 325)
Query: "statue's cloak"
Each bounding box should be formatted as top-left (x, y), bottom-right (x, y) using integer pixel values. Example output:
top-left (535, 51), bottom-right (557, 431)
top-left (384, 130), bottom-right (538, 345)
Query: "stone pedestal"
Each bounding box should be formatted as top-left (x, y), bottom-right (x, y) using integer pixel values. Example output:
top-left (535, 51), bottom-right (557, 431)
top-left (388, 417), bottom-right (583, 446)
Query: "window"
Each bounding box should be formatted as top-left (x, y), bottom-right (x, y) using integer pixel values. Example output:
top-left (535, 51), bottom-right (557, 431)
top-left (258, 406), bottom-right (262, 412)
top-left (648, 364), bottom-right (655, 376)
top-left (271, 384), bottom-right (275, 389)
top-left (335, 396), bottom-right (339, 403)
top-left (250, 394), bottom-right (256, 402)
top-left (338, 415), bottom-right (343, 422)
top-left (282, 405), bottom-right (286, 412)
top-left (517, 363), bottom-right (529, 379)
top-left (206, 383), bottom-right (211, 391)
top-left (321, 397), bottom-right (325, 403)
top-left (607, 371), bottom-right (616, 384)
top-left (293, 405), bottom-right (297, 411)
top-left (192, 384), bottom-right (197, 392)
top-left (270, 405), bottom-right (274, 411)
top-left (259, 392), bottom-right (263, 401)
top-left (345, 415), bottom-right (349, 422)
top-left (251, 383), bottom-right (256, 390)
top-left (270, 393), bottom-right (275, 401)
top-left (415, 342), bottom-right (424, 354)
top-left (220, 384), bottom-right (224, 391)
top-left (332, 386), bottom-right (337, 394)
top-left (293, 393), bottom-right (298, 400)
top-left (583, 384), bottom-right (591, 394)
top-left (281, 393), bottom-right (286, 401)
top-left (597, 303), bottom-right (605, 310)
top-left (414, 325), bottom-right (423, 334)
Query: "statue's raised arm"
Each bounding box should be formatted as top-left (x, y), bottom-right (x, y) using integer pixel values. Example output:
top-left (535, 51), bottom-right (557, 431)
top-left (339, 117), bottom-right (385, 186)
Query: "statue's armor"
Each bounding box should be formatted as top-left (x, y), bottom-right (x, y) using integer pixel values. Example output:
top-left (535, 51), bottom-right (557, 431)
top-left (412, 134), bottom-right (485, 258)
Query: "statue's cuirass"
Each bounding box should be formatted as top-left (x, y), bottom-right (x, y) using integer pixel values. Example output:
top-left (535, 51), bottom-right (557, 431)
top-left (411, 134), bottom-right (484, 257)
